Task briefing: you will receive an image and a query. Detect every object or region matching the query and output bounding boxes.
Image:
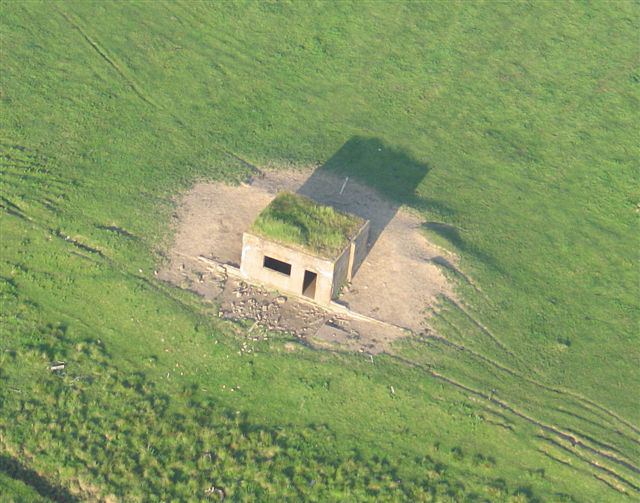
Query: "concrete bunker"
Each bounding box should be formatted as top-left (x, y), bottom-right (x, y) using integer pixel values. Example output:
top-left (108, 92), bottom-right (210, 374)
top-left (240, 192), bottom-right (370, 305)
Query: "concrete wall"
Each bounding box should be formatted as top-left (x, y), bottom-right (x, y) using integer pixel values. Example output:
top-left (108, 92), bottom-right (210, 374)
top-left (331, 242), bottom-right (351, 298)
top-left (349, 220), bottom-right (370, 279)
top-left (240, 232), bottom-right (335, 305)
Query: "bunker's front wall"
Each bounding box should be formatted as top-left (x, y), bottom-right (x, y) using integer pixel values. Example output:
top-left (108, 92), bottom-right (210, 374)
top-left (241, 233), bottom-right (335, 304)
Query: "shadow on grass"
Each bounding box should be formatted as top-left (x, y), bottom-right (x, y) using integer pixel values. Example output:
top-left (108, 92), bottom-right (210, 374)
top-left (296, 137), bottom-right (449, 265)
top-left (294, 136), bottom-right (505, 279)
top-left (0, 454), bottom-right (80, 503)
top-left (318, 137), bottom-right (429, 203)
top-left (423, 222), bottom-right (464, 249)
top-left (423, 221), bottom-right (504, 275)
top-left (293, 136), bottom-right (513, 279)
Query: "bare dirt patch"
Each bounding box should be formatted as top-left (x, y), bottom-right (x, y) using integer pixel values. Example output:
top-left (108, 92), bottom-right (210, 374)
top-left (158, 167), bottom-right (455, 352)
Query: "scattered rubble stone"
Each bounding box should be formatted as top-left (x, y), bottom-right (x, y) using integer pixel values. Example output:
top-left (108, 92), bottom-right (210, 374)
top-left (159, 253), bottom-right (406, 353)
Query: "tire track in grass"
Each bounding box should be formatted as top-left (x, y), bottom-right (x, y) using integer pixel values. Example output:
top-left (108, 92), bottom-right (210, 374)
top-left (553, 406), bottom-right (639, 454)
top-left (413, 328), bottom-right (640, 477)
top-left (432, 312), bottom-right (629, 434)
top-left (433, 299), bottom-right (640, 440)
top-left (441, 374), bottom-right (640, 494)
top-left (564, 426), bottom-right (630, 457)
top-left (538, 447), bottom-right (628, 497)
top-left (9, 7), bottom-right (638, 491)
top-left (56, 9), bottom-right (264, 181)
top-left (594, 474), bottom-right (633, 498)
top-left (563, 392), bottom-right (640, 438)
top-left (0, 196), bottom-right (28, 221)
top-left (0, 141), bottom-right (223, 325)
top-left (1, 201), bottom-right (107, 264)
top-left (538, 447), bottom-right (592, 475)
top-left (325, 342), bottom-right (638, 495)
top-left (551, 404), bottom-right (620, 432)
top-left (0, 168), bottom-right (69, 186)
top-left (439, 294), bottom-right (518, 360)
top-left (0, 143), bottom-right (74, 219)
top-left (57, 9), bottom-right (159, 109)
top-left (0, 143), bottom-right (67, 182)
top-left (537, 434), bottom-right (640, 494)
top-left (387, 354), bottom-right (640, 496)
top-left (168, 116), bottom-right (263, 177)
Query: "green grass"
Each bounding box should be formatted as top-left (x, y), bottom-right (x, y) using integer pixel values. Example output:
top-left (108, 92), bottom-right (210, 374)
top-left (0, 471), bottom-right (56, 503)
top-left (251, 192), bottom-right (363, 258)
top-left (0, 0), bottom-right (638, 501)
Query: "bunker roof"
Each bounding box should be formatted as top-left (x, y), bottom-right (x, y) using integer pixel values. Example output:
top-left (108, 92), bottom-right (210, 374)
top-left (250, 192), bottom-right (364, 259)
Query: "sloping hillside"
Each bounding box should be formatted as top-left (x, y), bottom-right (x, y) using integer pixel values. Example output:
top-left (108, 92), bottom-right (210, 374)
top-left (1, 1), bottom-right (638, 501)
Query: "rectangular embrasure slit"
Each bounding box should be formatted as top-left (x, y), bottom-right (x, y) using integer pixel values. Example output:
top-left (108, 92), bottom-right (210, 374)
top-left (263, 255), bottom-right (292, 276)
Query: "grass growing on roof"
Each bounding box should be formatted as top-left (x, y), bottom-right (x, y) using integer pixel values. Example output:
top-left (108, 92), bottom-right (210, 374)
top-left (251, 192), bottom-right (363, 258)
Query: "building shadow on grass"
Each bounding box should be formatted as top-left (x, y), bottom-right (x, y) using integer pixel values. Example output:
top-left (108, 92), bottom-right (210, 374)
top-left (294, 136), bottom-right (506, 279)
top-left (296, 136), bottom-right (450, 262)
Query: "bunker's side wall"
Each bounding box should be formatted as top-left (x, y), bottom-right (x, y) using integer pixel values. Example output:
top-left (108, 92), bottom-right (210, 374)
top-left (241, 232), bottom-right (335, 304)
top-left (332, 243), bottom-right (351, 299)
top-left (350, 220), bottom-right (370, 279)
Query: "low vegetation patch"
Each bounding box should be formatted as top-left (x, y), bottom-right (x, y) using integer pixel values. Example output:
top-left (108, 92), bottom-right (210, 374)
top-left (0, 318), bottom-right (546, 502)
top-left (251, 192), bottom-right (363, 258)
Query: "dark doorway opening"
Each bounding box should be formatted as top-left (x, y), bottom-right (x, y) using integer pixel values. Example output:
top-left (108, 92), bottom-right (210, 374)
top-left (263, 255), bottom-right (291, 276)
top-left (302, 270), bottom-right (317, 299)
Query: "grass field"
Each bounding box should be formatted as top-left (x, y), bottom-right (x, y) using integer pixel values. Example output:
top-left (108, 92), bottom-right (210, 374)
top-left (251, 192), bottom-right (363, 257)
top-left (1, 1), bottom-right (638, 501)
